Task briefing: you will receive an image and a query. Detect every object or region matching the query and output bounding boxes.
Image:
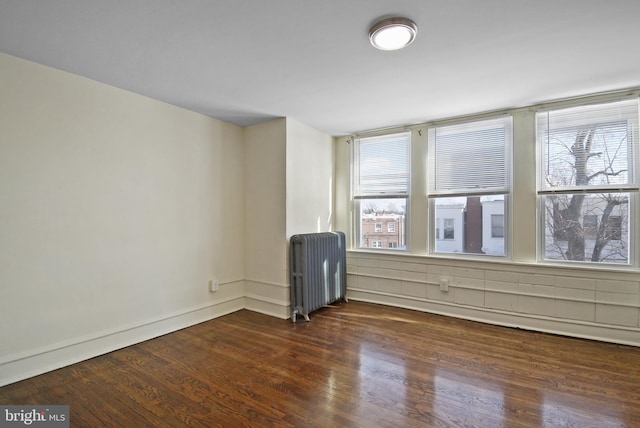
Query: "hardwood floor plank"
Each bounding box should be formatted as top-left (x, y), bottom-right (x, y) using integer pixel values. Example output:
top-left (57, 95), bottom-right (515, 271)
top-left (1, 302), bottom-right (639, 427)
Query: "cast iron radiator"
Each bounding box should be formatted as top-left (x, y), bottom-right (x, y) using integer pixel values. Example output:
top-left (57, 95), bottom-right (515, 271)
top-left (289, 231), bottom-right (347, 322)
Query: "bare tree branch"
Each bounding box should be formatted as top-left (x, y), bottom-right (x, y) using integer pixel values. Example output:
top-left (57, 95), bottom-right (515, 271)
top-left (587, 169), bottom-right (628, 182)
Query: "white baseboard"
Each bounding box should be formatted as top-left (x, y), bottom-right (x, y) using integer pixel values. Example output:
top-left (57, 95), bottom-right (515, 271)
top-left (10, 283), bottom-right (633, 388)
top-left (348, 288), bottom-right (640, 347)
top-left (245, 294), bottom-right (290, 319)
top-left (244, 278), bottom-right (291, 319)
top-left (0, 297), bottom-right (245, 387)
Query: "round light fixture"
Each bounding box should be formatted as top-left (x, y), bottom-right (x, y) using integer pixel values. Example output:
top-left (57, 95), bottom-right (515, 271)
top-left (369, 17), bottom-right (417, 51)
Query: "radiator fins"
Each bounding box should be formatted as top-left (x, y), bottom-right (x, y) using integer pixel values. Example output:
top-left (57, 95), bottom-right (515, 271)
top-left (289, 232), bottom-right (347, 322)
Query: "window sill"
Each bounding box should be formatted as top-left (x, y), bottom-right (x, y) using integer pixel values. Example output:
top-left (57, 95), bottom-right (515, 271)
top-left (347, 248), bottom-right (640, 274)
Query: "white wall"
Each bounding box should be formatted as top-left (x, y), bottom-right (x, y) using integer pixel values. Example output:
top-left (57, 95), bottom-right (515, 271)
top-left (243, 119), bottom-right (289, 318)
top-left (285, 118), bottom-right (334, 237)
top-left (244, 118), bottom-right (335, 319)
top-left (0, 53), bottom-right (246, 385)
top-left (0, 55), bottom-right (336, 384)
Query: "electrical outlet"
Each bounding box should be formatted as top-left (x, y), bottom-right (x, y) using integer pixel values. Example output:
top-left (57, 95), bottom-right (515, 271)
top-left (440, 279), bottom-right (449, 292)
top-left (209, 279), bottom-right (219, 292)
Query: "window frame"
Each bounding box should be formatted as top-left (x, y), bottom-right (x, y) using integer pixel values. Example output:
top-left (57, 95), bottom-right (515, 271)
top-left (427, 115), bottom-right (513, 258)
top-left (346, 91), bottom-right (640, 270)
top-left (535, 97), bottom-right (639, 266)
top-left (352, 131), bottom-right (411, 251)
top-left (583, 214), bottom-right (599, 238)
top-left (443, 218), bottom-right (455, 240)
top-left (491, 214), bottom-right (505, 238)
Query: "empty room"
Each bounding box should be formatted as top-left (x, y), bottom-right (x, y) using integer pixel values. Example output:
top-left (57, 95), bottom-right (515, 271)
top-left (1, 1), bottom-right (639, 427)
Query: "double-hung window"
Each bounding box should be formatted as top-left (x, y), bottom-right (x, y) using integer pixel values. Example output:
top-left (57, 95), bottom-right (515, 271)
top-left (353, 131), bottom-right (410, 250)
top-left (536, 98), bottom-right (639, 264)
top-left (428, 116), bottom-right (512, 256)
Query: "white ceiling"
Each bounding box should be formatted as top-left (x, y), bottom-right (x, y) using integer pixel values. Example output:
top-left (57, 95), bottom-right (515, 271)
top-left (1, 1), bottom-right (639, 136)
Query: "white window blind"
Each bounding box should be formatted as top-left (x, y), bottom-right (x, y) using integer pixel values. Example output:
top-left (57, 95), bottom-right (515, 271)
top-left (428, 116), bottom-right (512, 196)
top-left (354, 131), bottom-right (410, 198)
top-left (537, 98), bottom-right (639, 193)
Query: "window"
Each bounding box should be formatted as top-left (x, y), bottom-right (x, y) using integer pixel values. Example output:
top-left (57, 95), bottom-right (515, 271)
top-left (608, 216), bottom-right (623, 241)
top-left (491, 214), bottom-right (504, 238)
top-left (443, 219), bottom-right (455, 239)
top-left (536, 98), bottom-right (638, 264)
top-left (428, 116), bottom-right (512, 256)
top-left (583, 214), bottom-right (598, 238)
top-left (348, 92), bottom-right (640, 269)
top-left (354, 132), bottom-right (410, 250)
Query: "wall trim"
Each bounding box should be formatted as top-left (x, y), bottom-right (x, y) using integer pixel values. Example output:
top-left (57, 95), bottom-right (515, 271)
top-left (353, 272), bottom-right (639, 308)
top-left (348, 287), bottom-right (640, 347)
top-left (243, 279), bottom-right (291, 319)
top-left (244, 277), bottom-right (289, 288)
top-left (0, 297), bottom-right (245, 387)
top-left (348, 250), bottom-right (640, 277)
top-left (245, 294), bottom-right (290, 320)
top-left (9, 268), bottom-right (635, 387)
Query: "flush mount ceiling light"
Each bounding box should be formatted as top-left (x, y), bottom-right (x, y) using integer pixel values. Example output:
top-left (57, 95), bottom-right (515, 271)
top-left (369, 17), bottom-right (417, 51)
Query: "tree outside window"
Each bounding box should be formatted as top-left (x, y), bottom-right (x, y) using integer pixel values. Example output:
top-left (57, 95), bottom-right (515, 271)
top-left (537, 99), bottom-right (638, 264)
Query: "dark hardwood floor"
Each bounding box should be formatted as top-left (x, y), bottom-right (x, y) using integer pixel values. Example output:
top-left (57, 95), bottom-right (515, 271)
top-left (1, 301), bottom-right (639, 427)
